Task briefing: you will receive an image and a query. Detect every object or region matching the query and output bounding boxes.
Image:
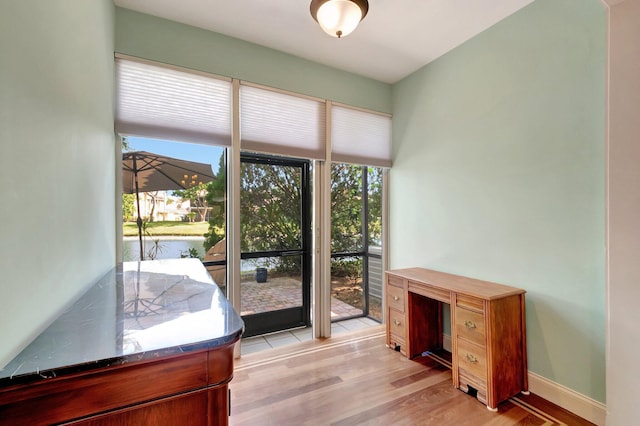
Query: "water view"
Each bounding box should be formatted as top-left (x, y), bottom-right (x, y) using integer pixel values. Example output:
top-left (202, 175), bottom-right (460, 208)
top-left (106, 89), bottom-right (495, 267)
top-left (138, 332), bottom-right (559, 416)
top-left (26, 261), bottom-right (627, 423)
top-left (124, 237), bottom-right (264, 273)
top-left (123, 236), bottom-right (206, 262)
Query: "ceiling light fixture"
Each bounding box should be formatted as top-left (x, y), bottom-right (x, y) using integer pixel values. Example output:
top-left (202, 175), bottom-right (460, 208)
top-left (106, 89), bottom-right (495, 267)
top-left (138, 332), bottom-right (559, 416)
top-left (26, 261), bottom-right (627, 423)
top-left (310, 0), bottom-right (369, 39)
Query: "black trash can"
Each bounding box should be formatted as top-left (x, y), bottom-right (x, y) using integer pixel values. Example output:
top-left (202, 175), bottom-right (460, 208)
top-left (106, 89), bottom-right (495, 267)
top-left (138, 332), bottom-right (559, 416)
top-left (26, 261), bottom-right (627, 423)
top-left (255, 267), bottom-right (268, 283)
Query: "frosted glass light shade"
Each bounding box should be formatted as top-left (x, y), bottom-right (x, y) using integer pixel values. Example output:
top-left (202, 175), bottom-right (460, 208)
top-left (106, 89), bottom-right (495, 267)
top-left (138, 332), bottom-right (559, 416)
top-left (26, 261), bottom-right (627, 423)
top-left (310, 0), bottom-right (369, 38)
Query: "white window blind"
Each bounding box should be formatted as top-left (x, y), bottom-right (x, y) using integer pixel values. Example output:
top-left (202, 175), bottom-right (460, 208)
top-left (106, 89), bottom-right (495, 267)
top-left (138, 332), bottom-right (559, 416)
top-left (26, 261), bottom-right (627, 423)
top-left (115, 58), bottom-right (232, 146)
top-left (240, 84), bottom-right (326, 160)
top-left (331, 105), bottom-right (392, 167)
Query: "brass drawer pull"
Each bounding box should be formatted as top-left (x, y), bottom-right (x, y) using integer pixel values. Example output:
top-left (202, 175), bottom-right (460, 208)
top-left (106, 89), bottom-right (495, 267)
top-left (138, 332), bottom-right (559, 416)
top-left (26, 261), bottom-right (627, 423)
top-left (392, 295), bottom-right (400, 301)
top-left (393, 319), bottom-right (402, 326)
top-left (465, 353), bottom-right (478, 364)
top-left (464, 320), bottom-right (476, 330)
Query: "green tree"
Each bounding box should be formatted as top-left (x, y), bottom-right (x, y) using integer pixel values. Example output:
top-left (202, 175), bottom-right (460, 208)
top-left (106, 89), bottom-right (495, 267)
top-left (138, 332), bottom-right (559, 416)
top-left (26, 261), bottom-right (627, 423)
top-left (239, 161), bottom-right (302, 273)
top-left (367, 167), bottom-right (383, 246)
top-left (173, 184), bottom-right (210, 222)
top-left (204, 153), bottom-right (226, 251)
top-left (331, 163), bottom-right (363, 253)
top-left (239, 162), bottom-right (301, 253)
top-left (122, 137), bottom-right (136, 223)
top-left (200, 155), bottom-right (383, 277)
top-left (122, 193), bottom-right (135, 222)
top-left (330, 164), bottom-right (384, 278)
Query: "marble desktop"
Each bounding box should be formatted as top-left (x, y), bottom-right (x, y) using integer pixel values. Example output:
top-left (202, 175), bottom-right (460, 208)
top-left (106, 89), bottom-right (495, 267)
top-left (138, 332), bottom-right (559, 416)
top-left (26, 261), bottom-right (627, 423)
top-left (0, 258), bottom-right (244, 386)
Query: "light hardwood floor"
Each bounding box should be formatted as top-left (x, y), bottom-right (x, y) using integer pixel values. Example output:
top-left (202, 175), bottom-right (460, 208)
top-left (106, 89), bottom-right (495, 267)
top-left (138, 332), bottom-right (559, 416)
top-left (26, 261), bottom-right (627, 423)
top-left (230, 325), bottom-right (594, 425)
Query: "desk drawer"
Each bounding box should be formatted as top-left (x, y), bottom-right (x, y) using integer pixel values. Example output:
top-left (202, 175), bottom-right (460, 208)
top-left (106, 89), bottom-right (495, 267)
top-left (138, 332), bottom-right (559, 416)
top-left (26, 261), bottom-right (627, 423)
top-left (455, 307), bottom-right (486, 347)
top-left (408, 281), bottom-right (450, 303)
top-left (456, 294), bottom-right (484, 313)
top-left (457, 338), bottom-right (487, 383)
top-left (387, 274), bottom-right (404, 288)
top-left (387, 284), bottom-right (405, 312)
top-left (388, 309), bottom-right (406, 341)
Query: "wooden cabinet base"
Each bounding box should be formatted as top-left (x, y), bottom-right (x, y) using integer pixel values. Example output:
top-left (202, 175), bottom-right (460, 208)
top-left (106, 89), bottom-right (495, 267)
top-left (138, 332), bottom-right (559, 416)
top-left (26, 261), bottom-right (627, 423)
top-left (0, 344), bottom-right (237, 426)
top-left (70, 388), bottom-right (229, 426)
top-left (71, 389), bottom-right (210, 426)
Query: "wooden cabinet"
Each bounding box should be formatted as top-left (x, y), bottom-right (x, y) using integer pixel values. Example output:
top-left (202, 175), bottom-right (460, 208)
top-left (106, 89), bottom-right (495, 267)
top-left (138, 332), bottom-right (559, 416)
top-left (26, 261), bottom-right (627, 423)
top-left (0, 343), bottom-right (237, 426)
top-left (385, 268), bottom-right (527, 411)
top-left (0, 259), bottom-right (243, 426)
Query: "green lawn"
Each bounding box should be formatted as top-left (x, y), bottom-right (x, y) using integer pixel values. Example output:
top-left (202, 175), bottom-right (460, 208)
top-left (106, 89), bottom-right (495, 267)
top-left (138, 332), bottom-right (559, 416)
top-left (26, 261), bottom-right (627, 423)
top-left (123, 221), bottom-right (210, 237)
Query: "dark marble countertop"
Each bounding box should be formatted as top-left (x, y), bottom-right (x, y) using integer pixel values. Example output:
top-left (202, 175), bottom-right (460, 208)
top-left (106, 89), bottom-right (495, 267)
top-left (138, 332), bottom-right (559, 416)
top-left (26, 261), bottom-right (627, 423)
top-left (0, 258), bottom-right (244, 387)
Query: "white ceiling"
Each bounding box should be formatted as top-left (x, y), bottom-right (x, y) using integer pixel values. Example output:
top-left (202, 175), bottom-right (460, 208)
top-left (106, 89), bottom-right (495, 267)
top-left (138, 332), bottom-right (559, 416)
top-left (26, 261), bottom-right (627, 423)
top-left (114, 0), bottom-right (534, 84)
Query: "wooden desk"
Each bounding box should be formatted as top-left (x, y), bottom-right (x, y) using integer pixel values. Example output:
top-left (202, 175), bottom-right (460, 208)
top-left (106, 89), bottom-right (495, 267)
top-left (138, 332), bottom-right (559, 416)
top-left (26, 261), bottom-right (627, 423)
top-left (385, 267), bottom-right (528, 411)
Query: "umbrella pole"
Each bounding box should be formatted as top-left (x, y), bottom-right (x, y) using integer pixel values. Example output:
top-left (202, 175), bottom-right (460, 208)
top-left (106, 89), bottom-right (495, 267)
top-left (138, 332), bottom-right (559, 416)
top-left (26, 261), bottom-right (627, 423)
top-left (135, 192), bottom-right (144, 261)
top-left (133, 155), bottom-right (144, 261)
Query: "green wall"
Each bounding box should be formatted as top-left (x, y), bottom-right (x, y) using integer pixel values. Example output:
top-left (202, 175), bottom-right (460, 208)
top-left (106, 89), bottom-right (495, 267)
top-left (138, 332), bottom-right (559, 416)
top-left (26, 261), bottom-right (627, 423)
top-left (115, 8), bottom-right (391, 114)
top-left (390, 0), bottom-right (606, 402)
top-left (0, 0), bottom-right (116, 368)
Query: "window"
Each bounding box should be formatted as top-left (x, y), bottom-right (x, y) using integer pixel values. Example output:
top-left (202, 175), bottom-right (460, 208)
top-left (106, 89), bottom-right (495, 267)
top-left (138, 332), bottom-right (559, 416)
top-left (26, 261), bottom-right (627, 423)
top-left (329, 104), bottom-right (389, 323)
top-left (121, 138), bottom-right (227, 293)
top-left (330, 163), bottom-right (384, 322)
top-left (116, 56), bottom-right (391, 334)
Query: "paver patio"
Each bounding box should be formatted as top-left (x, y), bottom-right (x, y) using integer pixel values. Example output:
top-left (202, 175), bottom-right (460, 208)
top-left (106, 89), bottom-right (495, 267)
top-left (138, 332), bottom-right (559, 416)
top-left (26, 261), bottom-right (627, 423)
top-left (238, 277), bottom-right (362, 318)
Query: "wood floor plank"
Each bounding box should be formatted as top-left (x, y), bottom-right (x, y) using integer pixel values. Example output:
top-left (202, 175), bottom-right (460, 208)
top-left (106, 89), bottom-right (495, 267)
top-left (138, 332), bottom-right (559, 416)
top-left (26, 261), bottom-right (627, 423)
top-left (233, 376), bottom-right (343, 415)
top-left (230, 327), bottom-right (593, 425)
top-left (331, 379), bottom-right (457, 425)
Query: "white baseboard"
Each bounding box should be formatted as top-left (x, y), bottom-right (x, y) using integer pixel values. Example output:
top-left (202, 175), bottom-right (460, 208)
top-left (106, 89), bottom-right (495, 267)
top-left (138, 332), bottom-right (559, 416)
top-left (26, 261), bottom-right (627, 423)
top-left (527, 371), bottom-right (606, 426)
top-left (441, 334), bottom-right (605, 425)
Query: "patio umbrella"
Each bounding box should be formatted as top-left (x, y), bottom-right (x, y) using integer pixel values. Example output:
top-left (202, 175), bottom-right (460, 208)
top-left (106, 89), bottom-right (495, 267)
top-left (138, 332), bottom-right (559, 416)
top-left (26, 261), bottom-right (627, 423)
top-left (122, 151), bottom-right (216, 260)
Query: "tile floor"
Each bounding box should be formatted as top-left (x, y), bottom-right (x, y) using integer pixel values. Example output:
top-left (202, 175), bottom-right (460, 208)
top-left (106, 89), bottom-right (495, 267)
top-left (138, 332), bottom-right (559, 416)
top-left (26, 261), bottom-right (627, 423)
top-left (240, 317), bottom-right (381, 355)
